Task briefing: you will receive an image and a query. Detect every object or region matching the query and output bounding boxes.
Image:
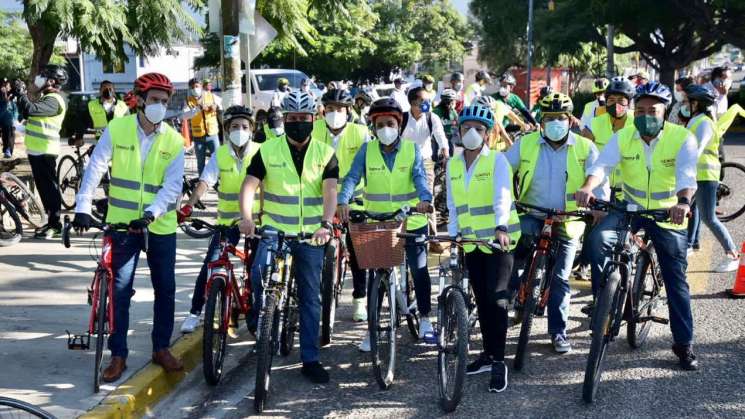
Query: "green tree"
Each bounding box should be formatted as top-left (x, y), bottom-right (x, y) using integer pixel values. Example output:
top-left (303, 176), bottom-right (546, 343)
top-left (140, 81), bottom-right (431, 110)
top-left (0, 10), bottom-right (63, 79)
top-left (21, 0), bottom-right (202, 79)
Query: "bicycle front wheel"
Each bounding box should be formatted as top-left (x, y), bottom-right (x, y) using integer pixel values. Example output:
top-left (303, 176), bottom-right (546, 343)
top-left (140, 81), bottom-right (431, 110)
top-left (320, 241), bottom-right (338, 347)
top-left (0, 397), bottom-right (55, 419)
top-left (0, 198), bottom-right (22, 247)
top-left (627, 245), bottom-right (660, 349)
top-left (57, 154), bottom-right (79, 210)
top-left (583, 269), bottom-right (622, 403)
top-left (369, 270), bottom-right (396, 390)
top-left (437, 288), bottom-right (468, 413)
top-left (279, 271), bottom-right (298, 357)
top-left (1, 172), bottom-right (45, 228)
top-left (717, 161), bottom-right (745, 222)
top-left (513, 252), bottom-right (547, 371)
top-left (93, 272), bottom-right (109, 393)
top-left (203, 276), bottom-right (228, 385)
top-left (404, 270), bottom-right (420, 340)
top-left (254, 293), bottom-right (280, 413)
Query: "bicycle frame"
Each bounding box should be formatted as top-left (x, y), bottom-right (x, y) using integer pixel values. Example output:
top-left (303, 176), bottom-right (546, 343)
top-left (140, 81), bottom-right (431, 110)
top-left (204, 229), bottom-right (253, 330)
top-left (255, 231), bottom-right (297, 342)
top-left (89, 233), bottom-right (115, 335)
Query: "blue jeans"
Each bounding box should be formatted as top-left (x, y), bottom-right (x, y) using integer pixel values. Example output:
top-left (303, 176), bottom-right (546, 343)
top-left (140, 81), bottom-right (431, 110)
top-left (190, 227), bottom-right (241, 315)
top-left (404, 225), bottom-right (432, 317)
top-left (587, 209), bottom-right (693, 346)
top-left (194, 135), bottom-right (219, 176)
top-left (688, 181), bottom-right (736, 253)
top-left (251, 233), bottom-right (325, 363)
top-left (512, 216), bottom-right (579, 337)
top-left (109, 231), bottom-right (176, 358)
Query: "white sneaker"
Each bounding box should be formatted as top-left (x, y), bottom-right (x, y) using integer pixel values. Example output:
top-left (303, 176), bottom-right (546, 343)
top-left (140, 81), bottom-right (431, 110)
top-left (418, 318), bottom-right (434, 339)
top-left (180, 313), bottom-right (200, 333)
top-left (714, 258), bottom-right (740, 273)
top-left (352, 297), bottom-right (367, 322)
top-left (358, 333), bottom-right (371, 352)
top-left (687, 248), bottom-right (695, 257)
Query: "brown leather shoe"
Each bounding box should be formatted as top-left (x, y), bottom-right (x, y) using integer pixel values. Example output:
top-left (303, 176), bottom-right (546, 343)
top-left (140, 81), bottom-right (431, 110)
top-left (152, 349), bottom-right (184, 372)
top-left (102, 356), bottom-right (127, 382)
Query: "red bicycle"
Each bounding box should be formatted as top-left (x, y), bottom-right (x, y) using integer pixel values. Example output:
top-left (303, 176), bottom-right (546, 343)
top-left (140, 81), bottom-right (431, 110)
top-left (189, 218), bottom-right (255, 385)
top-left (62, 215), bottom-right (145, 393)
top-left (320, 217), bottom-right (348, 346)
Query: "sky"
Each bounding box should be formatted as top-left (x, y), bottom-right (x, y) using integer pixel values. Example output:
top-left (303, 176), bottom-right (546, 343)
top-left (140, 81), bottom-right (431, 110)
top-left (453, 0), bottom-right (469, 17)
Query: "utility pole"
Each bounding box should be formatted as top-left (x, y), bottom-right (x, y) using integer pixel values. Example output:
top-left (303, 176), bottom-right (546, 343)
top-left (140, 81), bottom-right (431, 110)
top-left (221, 0), bottom-right (242, 106)
top-left (526, 0), bottom-right (534, 108)
top-left (606, 24), bottom-right (615, 78)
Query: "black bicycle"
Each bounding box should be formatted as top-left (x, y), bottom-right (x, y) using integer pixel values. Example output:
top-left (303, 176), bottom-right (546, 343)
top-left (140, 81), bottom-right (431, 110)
top-left (716, 161), bottom-right (745, 222)
top-left (582, 199), bottom-right (669, 403)
top-left (0, 397), bottom-right (56, 418)
top-left (57, 139), bottom-right (108, 221)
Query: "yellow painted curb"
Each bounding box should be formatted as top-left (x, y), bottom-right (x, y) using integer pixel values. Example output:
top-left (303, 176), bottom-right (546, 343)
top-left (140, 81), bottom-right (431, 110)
top-left (79, 329), bottom-right (203, 419)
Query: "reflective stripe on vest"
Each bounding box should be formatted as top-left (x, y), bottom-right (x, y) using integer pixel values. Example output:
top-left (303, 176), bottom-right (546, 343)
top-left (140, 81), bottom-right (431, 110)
top-left (106, 114), bottom-right (183, 234)
top-left (688, 115), bottom-right (721, 181)
top-left (216, 143), bottom-right (261, 225)
top-left (25, 92), bottom-right (66, 155)
top-left (259, 137), bottom-right (334, 234)
top-left (88, 99), bottom-right (129, 130)
top-left (448, 151), bottom-right (521, 252)
top-left (617, 124), bottom-right (690, 230)
top-left (515, 132), bottom-right (590, 238)
top-left (364, 139), bottom-right (427, 231)
top-left (312, 119), bottom-right (367, 207)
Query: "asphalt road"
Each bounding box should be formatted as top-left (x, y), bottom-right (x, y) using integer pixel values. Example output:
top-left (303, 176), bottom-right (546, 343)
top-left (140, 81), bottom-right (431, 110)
top-left (150, 135), bottom-right (745, 418)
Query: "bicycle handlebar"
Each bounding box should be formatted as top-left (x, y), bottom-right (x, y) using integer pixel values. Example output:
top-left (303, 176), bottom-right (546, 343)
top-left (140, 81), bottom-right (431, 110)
top-left (349, 204), bottom-right (432, 224)
top-left (516, 202), bottom-right (592, 219)
top-left (396, 232), bottom-right (515, 251)
top-left (62, 215), bottom-right (146, 250)
top-left (589, 198), bottom-right (671, 221)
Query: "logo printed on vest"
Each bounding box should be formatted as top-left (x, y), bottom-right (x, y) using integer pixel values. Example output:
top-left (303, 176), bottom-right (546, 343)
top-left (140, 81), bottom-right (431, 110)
top-left (661, 158), bottom-right (675, 167)
top-left (622, 153), bottom-right (640, 161)
top-left (474, 172), bottom-right (490, 181)
top-left (369, 164), bottom-right (385, 172)
top-left (268, 162), bottom-right (287, 169)
top-left (159, 150), bottom-right (173, 160)
top-left (115, 144), bottom-right (135, 151)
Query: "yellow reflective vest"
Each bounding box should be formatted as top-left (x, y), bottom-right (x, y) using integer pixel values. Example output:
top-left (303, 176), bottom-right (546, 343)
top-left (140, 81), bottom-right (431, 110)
top-left (25, 92), bottom-right (66, 155)
top-left (215, 142), bottom-right (261, 225)
top-left (88, 99), bottom-right (129, 130)
top-left (590, 111), bottom-right (634, 198)
top-left (312, 119), bottom-right (367, 206)
top-left (187, 92), bottom-right (219, 137)
top-left (687, 115), bottom-right (721, 181)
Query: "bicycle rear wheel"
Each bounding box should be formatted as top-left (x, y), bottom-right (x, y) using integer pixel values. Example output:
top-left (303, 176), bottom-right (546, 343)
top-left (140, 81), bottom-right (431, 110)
top-left (717, 161), bottom-right (745, 222)
top-left (57, 155), bottom-right (79, 210)
top-left (437, 288), bottom-right (468, 413)
top-left (582, 269), bottom-right (622, 404)
top-left (93, 272), bottom-right (109, 393)
top-left (369, 270), bottom-right (396, 389)
top-left (513, 252), bottom-right (547, 371)
top-left (279, 271), bottom-right (298, 357)
top-left (0, 397), bottom-right (55, 419)
top-left (628, 244), bottom-right (661, 349)
top-left (254, 293), bottom-right (280, 413)
top-left (0, 198), bottom-right (22, 247)
top-left (320, 241), bottom-right (338, 346)
top-left (0, 173), bottom-right (45, 228)
top-left (203, 276), bottom-right (228, 385)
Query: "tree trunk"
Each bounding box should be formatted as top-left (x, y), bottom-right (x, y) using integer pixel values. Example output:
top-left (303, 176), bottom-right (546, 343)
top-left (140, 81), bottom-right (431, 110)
top-left (658, 63), bottom-right (676, 91)
top-left (27, 20), bottom-right (59, 82)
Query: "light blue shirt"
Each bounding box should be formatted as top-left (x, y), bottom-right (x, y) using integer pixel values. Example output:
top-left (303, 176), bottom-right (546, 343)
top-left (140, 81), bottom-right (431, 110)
top-left (338, 139), bottom-right (432, 205)
top-left (504, 132), bottom-right (607, 211)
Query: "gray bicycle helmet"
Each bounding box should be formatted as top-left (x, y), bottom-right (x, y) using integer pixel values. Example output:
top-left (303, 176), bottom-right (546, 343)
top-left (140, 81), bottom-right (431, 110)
top-left (605, 76), bottom-right (636, 99)
top-left (282, 90), bottom-right (316, 114)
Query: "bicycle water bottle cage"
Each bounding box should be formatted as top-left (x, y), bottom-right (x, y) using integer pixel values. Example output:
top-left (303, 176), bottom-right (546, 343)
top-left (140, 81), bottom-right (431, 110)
top-left (66, 330), bottom-right (90, 350)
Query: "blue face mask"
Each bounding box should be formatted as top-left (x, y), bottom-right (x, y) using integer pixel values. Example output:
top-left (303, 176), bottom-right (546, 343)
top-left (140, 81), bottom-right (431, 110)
top-left (679, 104), bottom-right (691, 119)
top-left (420, 100), bottom-right (431, 113)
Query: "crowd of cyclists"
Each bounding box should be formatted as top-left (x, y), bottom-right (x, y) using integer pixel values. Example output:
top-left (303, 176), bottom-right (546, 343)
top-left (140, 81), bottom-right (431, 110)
top-left (7, 59), bottom-right (743, 398)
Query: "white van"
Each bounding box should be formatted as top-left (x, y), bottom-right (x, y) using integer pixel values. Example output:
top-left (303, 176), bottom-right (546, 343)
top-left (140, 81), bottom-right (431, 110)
top-left (249, 69), bottom-right (323, 111)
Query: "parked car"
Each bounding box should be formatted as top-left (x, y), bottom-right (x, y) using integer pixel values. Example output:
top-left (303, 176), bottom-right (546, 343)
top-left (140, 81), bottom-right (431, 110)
top-left (249, 69), bottom-right (323, 111)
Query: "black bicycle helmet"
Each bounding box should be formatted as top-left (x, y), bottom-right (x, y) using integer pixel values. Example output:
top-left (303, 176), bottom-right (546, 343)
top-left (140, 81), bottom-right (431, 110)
top-left (605, 76), bottom-right (636, 99)
top-left (475, 70), bottom-right (491, 83)
top-left (450, 72), bottom-right (464, 82)
top-left (684, 84), bottom-right (717, 106)
top-left (369, 97), bottom-right (403, 125)
top-left (500, 72), bottom-right (517, 86)
top-left (354, 90), bottom-right (374, 106)
top-left (634, 81), bottom-right (673, 107)
top-left (40, 64), bottom-right (68, 86)
top-left (223, 105), bottom-right (254, 126)
top-left (322, 88), bottom-right (353, 106)
top-left (539, 85), bottom-right (554, 99)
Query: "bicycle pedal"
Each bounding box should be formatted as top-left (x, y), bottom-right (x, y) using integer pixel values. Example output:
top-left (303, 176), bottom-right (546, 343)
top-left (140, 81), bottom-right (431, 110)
top-left (66, 330), bottom-right (90, 350)
top-left (637, 316), bottom-right (669, 325)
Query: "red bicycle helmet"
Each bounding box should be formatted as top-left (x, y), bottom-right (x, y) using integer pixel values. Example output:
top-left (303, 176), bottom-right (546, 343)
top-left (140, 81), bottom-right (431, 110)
top-left (123, 90), bottom-right (137, 109)
top-left (134, 72), bottom-right (174, 96)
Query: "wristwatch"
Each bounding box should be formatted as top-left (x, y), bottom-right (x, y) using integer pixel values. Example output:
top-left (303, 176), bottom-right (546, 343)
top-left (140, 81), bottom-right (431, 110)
top-left (495, 225), bottom-right (508, 234)
top-left (320, 220), bottom-right (333, 231)
top-left (677, 196), bottom-right (691, 206)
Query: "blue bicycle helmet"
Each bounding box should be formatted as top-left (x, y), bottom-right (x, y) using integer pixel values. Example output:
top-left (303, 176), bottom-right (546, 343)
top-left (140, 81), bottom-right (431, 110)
top-left (634, 81), bottom-right (673, 107)
top-left (683, 84), bottom-right (717, 106)
top-left (458, 104), bottom-right (495, 129)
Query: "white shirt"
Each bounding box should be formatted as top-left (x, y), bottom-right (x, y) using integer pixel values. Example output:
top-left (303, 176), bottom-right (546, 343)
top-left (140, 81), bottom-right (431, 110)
top-left (704, 82), bottom-right (727, 119)
top-left (446, 146), bottom-right (513, 236)
top-left (587, 125), bottom-right (698, 194)
top-left (401, 111), bottom-right (448, 160)
top-left (75, 117), bottom-right (185, 218)
top-left (391, 89), bottom-right (410, 113)
top-left (580, 100), bottom-right (601, 129)
top-left (686, 114), bottom-right (716, 158)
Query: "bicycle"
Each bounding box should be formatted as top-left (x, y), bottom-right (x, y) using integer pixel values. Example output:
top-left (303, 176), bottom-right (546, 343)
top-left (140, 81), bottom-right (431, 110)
top-left (0, 396), bottom-right (56, 419)
top-left (582, 199), bottom-right (670, 403)
top-left (0, 170), bottom-right (47, 246)
top-left (188, 218), bottom-right (255, 385)
top-left (715, 160), bottom-right (745, 222)
top-left (320, 218), bottom-right (348, 347)
top-left (177, 176), bottom-right (214, 239)
top-left (62, 215), bottom-right (147, 393)
top-left (57, 137), bottom-right (109, 221)
top-left (348, 206), bottom-right (425, 390)
top-left (253, 227), bottom-right (307, 413)
top-left (512, 202), bottom-right (591, 372)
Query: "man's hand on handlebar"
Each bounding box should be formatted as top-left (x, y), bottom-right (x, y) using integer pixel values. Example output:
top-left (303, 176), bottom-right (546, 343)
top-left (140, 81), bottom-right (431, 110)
top-left (312, 225), bottom-right (331, 246)
top-left (669, 203), bottom-right (690, 225)
top-left (177, 205), bottom-right (193, 224)
top-left (239, 218), bottom-right (256, 236)
top-left (495, 230), bottom-right (510, 250)
top-left (128, 211), bottom-right (154, 233)
top-left (575, 187), bottom-right (595, 208)
top-left (72, 213), bottom-right (93, 233)
top-left (416, 201), bottom-right (434, 214)
top-left (337, 204), bottom-right (350, 224)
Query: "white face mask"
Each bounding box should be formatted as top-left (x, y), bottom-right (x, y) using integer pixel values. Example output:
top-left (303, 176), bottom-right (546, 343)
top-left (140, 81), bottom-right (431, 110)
top-left (454, 82), bottom-right (463, 91)
top-left (543, 119), bottom-right (570, 142)
top-left (461, 128), bottom-right (484, 150)
top-left (33, 75), bottom-right (47, 89)
top-left (424, 83), bottom-right (434, 91)
top-left (271, 127), bottom-right (284, 136)
top-left (674, 91), bottom-right (685, 103)
top-left (190, 88), bottom-right (202, 97)
top-left (498, 87), bottom-right (509, 97)
top-left (144, 103), bottom-right (167, 125)
top-left (376, 126), bottom-right (399, 145)
top-left (229, 129), bottom-right (252, 147)
top-left (325, 111), bottom-right (347, 130)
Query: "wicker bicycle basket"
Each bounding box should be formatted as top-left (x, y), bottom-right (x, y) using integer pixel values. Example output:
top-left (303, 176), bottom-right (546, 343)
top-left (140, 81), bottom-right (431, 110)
top-left (349, 220), bottom-right (406, 269)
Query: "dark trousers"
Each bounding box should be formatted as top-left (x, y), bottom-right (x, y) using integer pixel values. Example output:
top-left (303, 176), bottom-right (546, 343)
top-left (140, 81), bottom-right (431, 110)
top-left (109, 231), bottom-right (177, 358)
top-left (466, 248), bottom-right (513, 361)
top-left (347, 232), bottom-right (371, 299)
top-left (27, 154), bottom-right (61, 225)
top-left (1, 123), bottom-right (13, 155)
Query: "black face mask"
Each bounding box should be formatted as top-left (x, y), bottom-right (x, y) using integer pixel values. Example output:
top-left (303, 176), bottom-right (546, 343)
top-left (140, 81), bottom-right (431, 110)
top-left (102, 89), bottom-right (113, 99)
top-left (284, 121), bottom-right (313, 142)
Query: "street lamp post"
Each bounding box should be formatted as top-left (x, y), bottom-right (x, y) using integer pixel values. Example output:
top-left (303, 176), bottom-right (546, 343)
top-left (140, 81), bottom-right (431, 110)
top-left (526, 0), bottom-right (534, 108)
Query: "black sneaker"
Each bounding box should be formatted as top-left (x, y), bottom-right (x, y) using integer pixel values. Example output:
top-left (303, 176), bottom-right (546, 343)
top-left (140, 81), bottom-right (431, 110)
top-left (489, 361), bottom-right (508, 393)
top-left (466, 352), bottom-right (493, 375)
top-left (672, 344), bottom-right (699, 371)
top-left (301, 361), bottom-right (330, 383)
top-left (34, 222), bottom-right (61, 239)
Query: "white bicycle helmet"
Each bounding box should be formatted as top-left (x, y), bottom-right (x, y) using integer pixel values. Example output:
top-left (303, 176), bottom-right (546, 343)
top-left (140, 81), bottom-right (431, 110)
top-left (474, 95), bottom-right (497, 109)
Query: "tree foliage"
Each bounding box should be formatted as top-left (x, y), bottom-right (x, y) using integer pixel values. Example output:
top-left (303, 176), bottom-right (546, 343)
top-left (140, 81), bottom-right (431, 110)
top-left (0, 10), bottom-right (63, 79)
